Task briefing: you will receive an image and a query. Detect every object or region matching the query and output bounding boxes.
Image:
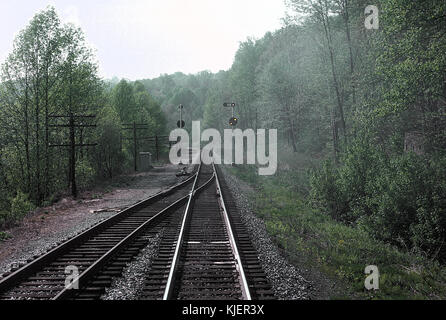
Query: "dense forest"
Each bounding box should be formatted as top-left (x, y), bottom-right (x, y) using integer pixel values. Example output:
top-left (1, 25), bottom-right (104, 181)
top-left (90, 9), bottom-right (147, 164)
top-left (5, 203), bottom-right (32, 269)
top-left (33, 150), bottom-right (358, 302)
top-left (0, 0), bottom-right (446, 297)
top-left (0, 8), bottom-right (167, 226)
top-left (140, 0), bottom-right (446, 263)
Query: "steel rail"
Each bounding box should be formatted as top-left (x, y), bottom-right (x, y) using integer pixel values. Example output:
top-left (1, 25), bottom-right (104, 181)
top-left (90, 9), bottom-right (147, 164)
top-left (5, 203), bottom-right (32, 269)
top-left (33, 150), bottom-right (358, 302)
top-left (162, 163), bottom-right (216, 300)
top-left (162, 163), bottom-right (251, 300)
top-left (0, 170), bottom-right (198, 295)
top-left (213, 163), bottom-right (252, 300)
top-left (54, 192), bottom-right (192, 300)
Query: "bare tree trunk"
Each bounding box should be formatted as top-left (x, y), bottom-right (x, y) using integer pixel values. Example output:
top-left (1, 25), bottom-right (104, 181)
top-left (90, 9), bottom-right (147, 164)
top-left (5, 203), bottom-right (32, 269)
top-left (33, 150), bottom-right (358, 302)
top-left (13, 141), bottom-right (25, 186)
top-left (0, 153), bottom-right (9, 190)
top-left (44, 61), bottom-right (50, 200)
top-left (69, 66), bottom-right (77, 198)
top-left (79, 128), bottom-right (84, 159)
top-left (340, 0), bottom-right (356, 105)
top-left (325, 76), bottom-right (339, 161)
top-left (331, 108), bottom-right (339, 162)
top-left (322, 16), bottom-right (347, 143)
top-left (24, 68), bottom-right (31, 193)
top-left (34, 53), bottom-right (42, 205)
top-left (285, 107), bottom-right (298, 152)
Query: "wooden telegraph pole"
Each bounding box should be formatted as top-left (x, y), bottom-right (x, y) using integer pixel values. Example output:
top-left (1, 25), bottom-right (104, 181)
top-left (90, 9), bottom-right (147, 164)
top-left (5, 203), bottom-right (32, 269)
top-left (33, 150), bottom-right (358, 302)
top-left (49, 114), bottom-right (97, 198)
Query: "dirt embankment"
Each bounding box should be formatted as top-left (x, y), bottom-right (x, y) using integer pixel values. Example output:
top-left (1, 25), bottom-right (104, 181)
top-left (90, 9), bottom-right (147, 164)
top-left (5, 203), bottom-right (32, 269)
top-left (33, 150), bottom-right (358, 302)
top-left (0, 164), bottom-right (192, 275)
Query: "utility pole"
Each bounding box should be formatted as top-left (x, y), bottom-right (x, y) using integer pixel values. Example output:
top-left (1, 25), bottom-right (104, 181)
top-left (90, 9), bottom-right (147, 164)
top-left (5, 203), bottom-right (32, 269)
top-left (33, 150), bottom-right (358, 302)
top-left (69, 112), bottom-right (76, 198)
top-left (133, 122), bottom-right (137, 171)
top-left (155, 136), bottom-right (159, 161)
top-left (122, 122), bottom-right (149, 171)
top-left (49, 114), bottom-right (97, 198)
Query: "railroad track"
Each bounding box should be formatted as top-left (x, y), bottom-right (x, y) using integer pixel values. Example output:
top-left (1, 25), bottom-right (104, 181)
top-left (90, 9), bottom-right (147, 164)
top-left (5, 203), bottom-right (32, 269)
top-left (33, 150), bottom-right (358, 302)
top-left (141, 164), bottom-right (274, 300)
top-left (0, 166), bottom-right (198, 300)
top-left (0, 163), bottom-right (274, 300)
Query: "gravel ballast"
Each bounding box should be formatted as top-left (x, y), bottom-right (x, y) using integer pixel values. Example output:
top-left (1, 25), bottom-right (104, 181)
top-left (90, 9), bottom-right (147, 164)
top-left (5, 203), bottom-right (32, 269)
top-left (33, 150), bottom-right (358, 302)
top-left (102, 231), bottom-right (164, 300)
top-left (220, 166), bottom-right (312, 300)
top-left (0, 164), bottom-right (191, 277)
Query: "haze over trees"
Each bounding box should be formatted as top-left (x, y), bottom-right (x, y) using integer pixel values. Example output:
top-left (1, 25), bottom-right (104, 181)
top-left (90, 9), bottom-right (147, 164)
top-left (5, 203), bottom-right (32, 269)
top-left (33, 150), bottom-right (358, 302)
top-left (140, 0), bottom-right (446, 262)
top-left (0, 0), bottom-right (445, 275)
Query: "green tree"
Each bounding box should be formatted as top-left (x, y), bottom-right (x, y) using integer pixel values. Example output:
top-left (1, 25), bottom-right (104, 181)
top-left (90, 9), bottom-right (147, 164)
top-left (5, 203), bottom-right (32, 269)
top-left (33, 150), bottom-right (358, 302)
top-left (95, 105), bottom-right (124, 178)
top-left (112, 79), bottom-right (137, 123)
top-left (0, 6), bottom-right (101, 204)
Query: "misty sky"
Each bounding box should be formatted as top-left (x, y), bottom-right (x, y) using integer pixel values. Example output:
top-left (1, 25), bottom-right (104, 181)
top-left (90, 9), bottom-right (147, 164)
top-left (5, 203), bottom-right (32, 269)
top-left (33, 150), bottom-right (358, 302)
top-left (0, 0), bottom-right (287, 80)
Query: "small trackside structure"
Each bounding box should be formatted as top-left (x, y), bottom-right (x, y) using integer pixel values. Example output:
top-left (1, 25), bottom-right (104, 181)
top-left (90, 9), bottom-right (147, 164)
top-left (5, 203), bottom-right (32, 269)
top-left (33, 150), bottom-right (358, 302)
top-left (404, 131), bottom-right (424, 155)
top-left (139, 152), bottom-right (153, 172)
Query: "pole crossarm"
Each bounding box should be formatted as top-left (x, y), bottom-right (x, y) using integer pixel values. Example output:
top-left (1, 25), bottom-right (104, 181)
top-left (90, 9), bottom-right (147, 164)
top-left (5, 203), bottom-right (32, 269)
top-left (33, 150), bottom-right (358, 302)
top-left (48, 124), bottom-right (97, 128)
top-left (48, 110), bottom-right (98, 198)
top-left (49, 115), bottom-right (96, 118)
top-left (49, 143), bottom-right (98, 148)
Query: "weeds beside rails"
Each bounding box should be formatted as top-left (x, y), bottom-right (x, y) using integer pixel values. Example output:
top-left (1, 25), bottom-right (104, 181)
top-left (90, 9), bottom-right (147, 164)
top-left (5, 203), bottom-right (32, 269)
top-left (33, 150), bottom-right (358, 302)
top-left (0, 231), bottom-right (11, 242)
top-left (228, 165), bottom-right (446, 300)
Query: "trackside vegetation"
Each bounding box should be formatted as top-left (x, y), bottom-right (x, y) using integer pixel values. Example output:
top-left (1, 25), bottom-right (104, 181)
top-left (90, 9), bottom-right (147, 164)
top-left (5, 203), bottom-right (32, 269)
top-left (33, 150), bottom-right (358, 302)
top-left (229, 164), bottom-right (446, 299)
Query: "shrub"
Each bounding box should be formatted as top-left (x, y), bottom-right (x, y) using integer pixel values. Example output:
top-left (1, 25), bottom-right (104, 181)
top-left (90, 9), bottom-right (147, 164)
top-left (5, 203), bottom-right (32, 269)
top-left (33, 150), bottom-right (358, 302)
top-left (0, 211), bottom-right (8, 228)
top-left (310, 135), bottom-right (446, 261)
top-left (0, 231), bottom-right (10, 242)
top-left (76, 159), bottom-right (95, 190)
top-left (410, 155), bottom-right (446, 260)
top-left (8, 191), bottom-right (34, 226)
top-left (359, 153), bottom-right (426, 245)
top-left (310, 160), bottom-right (349, 222)
top-left (357, 154), bottom-right (446, 259)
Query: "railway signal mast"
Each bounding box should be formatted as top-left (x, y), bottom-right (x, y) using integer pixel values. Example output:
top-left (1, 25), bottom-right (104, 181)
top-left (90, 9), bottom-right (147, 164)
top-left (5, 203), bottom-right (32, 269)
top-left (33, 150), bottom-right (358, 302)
top-left (224, 102), bottom-right (237, 165)
top-left (177, 104), bottom-right (185, 128)
top-left (224, 102), bottom-right (237, 127)
top-left (229, 117), bottom-right (238, 126)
